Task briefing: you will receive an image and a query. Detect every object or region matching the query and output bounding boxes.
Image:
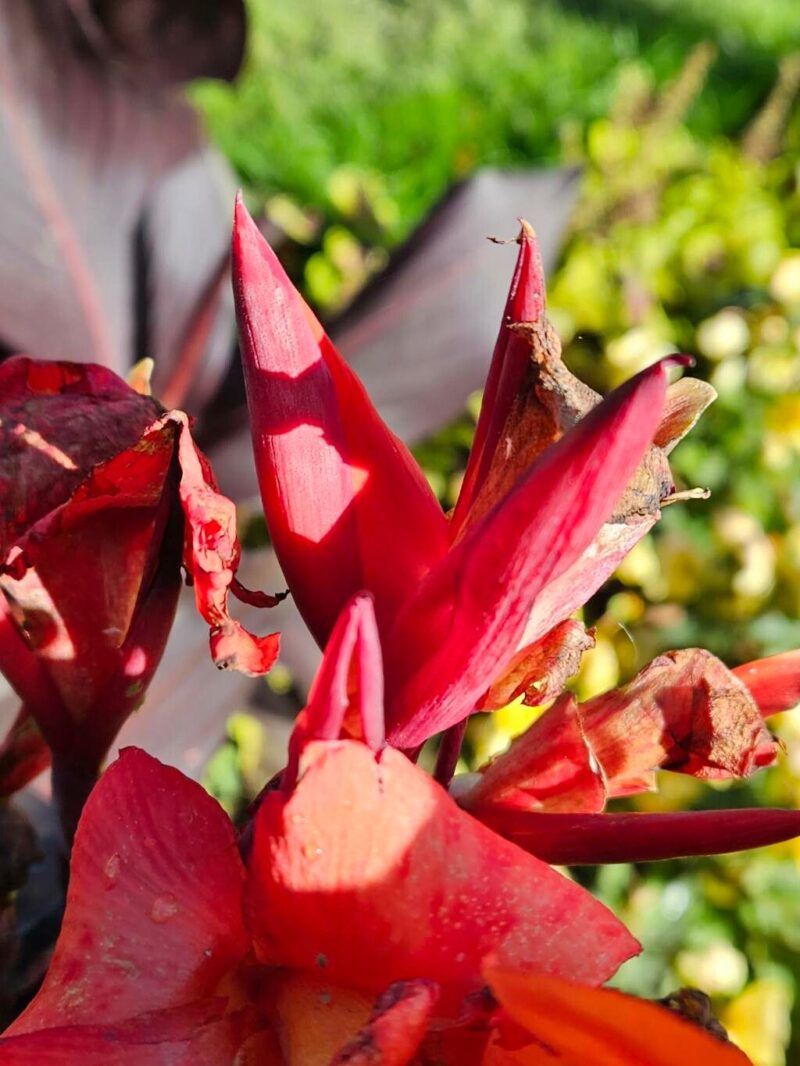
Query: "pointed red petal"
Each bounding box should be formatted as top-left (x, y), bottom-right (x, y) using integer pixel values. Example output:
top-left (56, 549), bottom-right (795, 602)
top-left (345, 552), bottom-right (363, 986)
top-left (285, 592), bottom-right (384, 790)
top-left (232, 197), bottom-right (449, 647)
top-left (451, 222), bottom-right (544, 537)
top-left (174, 415), bottom-right (280, 676)
top-left (7, 749), bottom-right (248, 1034)
top-left (478, 806), bottom-right (800, 864)
top-left (246, 742), bottom-right (638, 1009)
top-left (329, 980), bottom-right (439, 1065)
top-left (463, 693), bottom-right (606, 815)
top-left (734, 650), bottom-right (800, 717)
top-left (385, 357), bottom-right (685, 748)
top-left (581, 649), bottom-right (778, 796)
top-left (0, 1002), bottom-right (261, 1066)
top-left (486, 966), bottom-right (752, 1065)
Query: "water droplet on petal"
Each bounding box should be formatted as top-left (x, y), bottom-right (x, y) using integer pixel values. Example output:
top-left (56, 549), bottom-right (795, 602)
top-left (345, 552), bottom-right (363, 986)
top-left (150, 893), bottom-right (180, 923)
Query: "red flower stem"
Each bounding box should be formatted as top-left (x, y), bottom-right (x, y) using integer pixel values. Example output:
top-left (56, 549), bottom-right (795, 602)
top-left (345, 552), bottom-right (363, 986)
top-left (433, 718), bottom-right (468, 788)
top-left (51, 754), bottom-right (99, 849)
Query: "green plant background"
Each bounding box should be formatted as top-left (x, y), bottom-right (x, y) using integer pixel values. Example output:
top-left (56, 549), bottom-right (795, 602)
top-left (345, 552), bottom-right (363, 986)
top-left (195, 3), bottom-right (800, 1062)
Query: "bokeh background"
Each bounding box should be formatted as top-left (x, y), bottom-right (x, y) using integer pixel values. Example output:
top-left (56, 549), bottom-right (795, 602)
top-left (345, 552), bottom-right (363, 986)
top-left (193, 4), bottom-right (800, 1063)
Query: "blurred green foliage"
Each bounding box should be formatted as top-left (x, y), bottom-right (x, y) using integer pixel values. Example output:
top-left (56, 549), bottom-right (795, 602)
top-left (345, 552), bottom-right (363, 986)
top-left (196, 4), bottom-right (800, 1062)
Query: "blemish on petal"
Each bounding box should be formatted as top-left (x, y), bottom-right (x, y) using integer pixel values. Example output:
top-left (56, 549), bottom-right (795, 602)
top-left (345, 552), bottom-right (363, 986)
top-left (150, 893), bottom-right (180, 923)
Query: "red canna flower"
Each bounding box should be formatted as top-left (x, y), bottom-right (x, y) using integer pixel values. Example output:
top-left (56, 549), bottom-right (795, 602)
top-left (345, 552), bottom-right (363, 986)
top-left (0, 357), bottom-right (279, 832)
top-left (233, 200), bottom-right (699, 751)
top-left (232, 200), bottom-right (800, 866)
top-left (0, 595), bottom-right (753, 1064)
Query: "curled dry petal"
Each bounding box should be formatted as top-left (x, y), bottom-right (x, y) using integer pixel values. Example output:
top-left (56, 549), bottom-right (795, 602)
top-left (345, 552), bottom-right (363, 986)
top-left (477, 806), bottom-right (800, 865)
top-left (385, 357), bottom-right (684, 748)
top-left (580, 648), bottom-right (778, 796)
top-left (232, 196), bottom-right (449, 647)
top-left (246, 740), bottom-right (639, 1009)
top-left (479, 620), bottom-right (594, 712)
top-left (734, 649), bottom-right (800, 716)
top-left (485, 966), bottom-right (752, 1065)
top-left (329, 980), bottom-right (439, 1066)
top-left (6, 748), bottom-right (249, 1035)
top-left (173, 414), bottom-right (280, 675)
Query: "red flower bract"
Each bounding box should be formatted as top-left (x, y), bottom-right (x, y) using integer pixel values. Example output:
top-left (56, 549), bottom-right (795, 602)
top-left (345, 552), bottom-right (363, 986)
top-left (0, 356), bottom-right (279, 829)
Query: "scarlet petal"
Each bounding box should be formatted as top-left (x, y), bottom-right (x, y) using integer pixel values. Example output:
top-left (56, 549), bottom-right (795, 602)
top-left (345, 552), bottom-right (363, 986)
top-left (329, 980), bottom-right (439, 1065)
top-left (463, 693), bottom-right (606, 815)
top-left (0, 356), bottom-right (160, 559)
top-left (285, 593), bottom-right (384, 790)
top-left (232, 197), bottom-right (449, 647)
top-left (385, 358), bottom-right (680, 748)
top-left (478, 807), bottom-right (800, 864)
top-left (451, 221), bottom-right (544, 537)
top-left (580, 648), bottom-right (778, 796)
top-left (7, 749), bottom-right (248, 1034)
top-left (0, 1001), bottom-right (260, 1065)
top-left (485, 966), bottom-right (751, 1065)
top-left (247, 742), bottom-right (638, 1007)
top-left (175, 415), bottom-right (280, 676)
top-left (734, 650), bottom-right (800, 717)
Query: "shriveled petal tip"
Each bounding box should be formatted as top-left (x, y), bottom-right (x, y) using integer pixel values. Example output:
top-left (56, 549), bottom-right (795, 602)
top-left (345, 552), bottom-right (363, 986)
top-left (0, 1002), bottom-right (260, 1066)
top-left (734, 650), bottom-right (800, 716)
top-left (452, 221), bottom-right (546, 534)
top-left (329, 980), bottom-right (439, 1066)
top-left (386, 356), bottom-right (678, 748)
top-left (232, 198), bottom-right (449, 648)
top-left (485, 967), bottom-right (752, 1065)
top-left (477, 807), bottom-right (800, 865)
top-left (580, 649), bottom-right (778, 797)
top-left (174, 416), bottom-right (280, 676)
top-left (285, 592), bottom-right (384, 791)
top-left (246, 741), bottom-right (638, 1007)
top-left (8, 748), bottom-right (248, 1034)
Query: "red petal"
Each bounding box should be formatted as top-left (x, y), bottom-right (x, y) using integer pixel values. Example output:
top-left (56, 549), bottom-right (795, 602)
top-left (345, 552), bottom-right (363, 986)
top-left (329, 980), bottom-right (439, 1065)
top-left (7, 748), bottom-right (248, 1034)
top-left (285, 592), bottom-right (384, 791)
top-left (174, 415), bottom-right (280, 676)
top-left (232, 197), bottom-right (449, 647)
top-left (734, 650), bottom-right (800, 717)
top-left (581, 648), bottom-right (778, 796)
top-left (451, 221), bottom-right (544, 537)
top-left (0, 357), bottom-right (160, 559)
top-left (1, 419), bottom-right (182, 763)
top-left (0, 1001), bottom-right (261, 1065)
top-left (463, 694), bottom-right (606, 815)
top-left (485, 966), bottom-right (752, 1065)
top-left (385, 358), bottom-right (684, 748)
top-left (246, 741), bottom-right (638, 1008)
top-left (478, 807), bottom-right (800, 864)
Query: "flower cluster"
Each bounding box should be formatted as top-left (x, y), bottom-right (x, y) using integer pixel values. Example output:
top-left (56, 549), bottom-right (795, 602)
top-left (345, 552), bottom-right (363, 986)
top-left (2, 197), bottom-right (800, 1062)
